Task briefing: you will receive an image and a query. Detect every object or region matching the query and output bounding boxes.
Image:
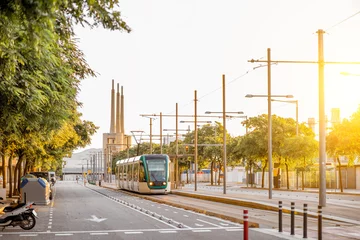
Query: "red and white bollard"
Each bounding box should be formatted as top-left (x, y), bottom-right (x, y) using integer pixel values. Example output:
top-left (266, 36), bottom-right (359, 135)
top-left (243, 209), bottom-right (249, 240)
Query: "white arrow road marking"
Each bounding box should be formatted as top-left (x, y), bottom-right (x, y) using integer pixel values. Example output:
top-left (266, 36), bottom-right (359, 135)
top-left (195, 223), bottom-right (204, 227)
top-left (219, 223), bottom-right (229, 226)
top-left (86, 215), bottom-right (107, 223)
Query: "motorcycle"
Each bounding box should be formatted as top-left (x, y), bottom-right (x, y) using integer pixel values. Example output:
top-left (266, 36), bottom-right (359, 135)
top-left (0, 197), bottom-right (38, 230)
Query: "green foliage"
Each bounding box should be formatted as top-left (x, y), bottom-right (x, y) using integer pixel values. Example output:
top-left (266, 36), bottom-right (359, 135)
top-left (0, 1), bottom-right (129, 189)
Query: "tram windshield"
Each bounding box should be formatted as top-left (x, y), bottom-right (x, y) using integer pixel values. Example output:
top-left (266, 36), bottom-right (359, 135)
top-left (146, 159), bottom-right (166, 182)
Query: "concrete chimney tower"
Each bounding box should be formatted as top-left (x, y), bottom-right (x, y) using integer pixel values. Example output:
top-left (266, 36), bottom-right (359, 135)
top-left (116, 83), bottom-right (121, 134)
top-left (110, 80), bottom-right (115, 133)
top-left (121, 86), bottom-right (125, 134)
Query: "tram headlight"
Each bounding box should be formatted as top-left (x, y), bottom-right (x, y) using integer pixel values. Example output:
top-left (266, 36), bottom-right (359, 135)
top-left (162, 182), bottom-right (166, 185)
top-left (149, 182), bottom-right (154, 186)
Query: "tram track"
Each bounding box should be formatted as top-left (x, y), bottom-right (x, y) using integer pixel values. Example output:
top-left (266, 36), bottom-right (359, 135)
top-left (95, 184), bottom-right (348, 230)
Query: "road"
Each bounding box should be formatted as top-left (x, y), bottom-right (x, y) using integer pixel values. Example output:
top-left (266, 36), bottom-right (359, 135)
top-left (1, 182), bottom-right (243, 240)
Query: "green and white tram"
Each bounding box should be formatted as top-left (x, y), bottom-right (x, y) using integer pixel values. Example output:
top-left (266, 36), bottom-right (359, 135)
top-left (115, 154), bottom-right (170, 194)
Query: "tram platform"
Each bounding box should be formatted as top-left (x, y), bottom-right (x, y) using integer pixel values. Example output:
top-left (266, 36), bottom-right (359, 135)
top-left (98, 181), bottom-right (360, 240)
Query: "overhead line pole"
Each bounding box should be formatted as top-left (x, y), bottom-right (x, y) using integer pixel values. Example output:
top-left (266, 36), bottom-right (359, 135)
top-left (248, 29), bottom-right (360, 207)
top-left (194, 91), bottom-right (198, 191)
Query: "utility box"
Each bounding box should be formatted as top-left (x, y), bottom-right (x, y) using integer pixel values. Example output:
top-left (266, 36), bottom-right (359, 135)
top-left (20, 178), bottom-right (51, 205)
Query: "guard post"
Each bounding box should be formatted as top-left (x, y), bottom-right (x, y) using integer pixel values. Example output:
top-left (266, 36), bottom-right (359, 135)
top-left (279, 201), bottom-right (282, 232)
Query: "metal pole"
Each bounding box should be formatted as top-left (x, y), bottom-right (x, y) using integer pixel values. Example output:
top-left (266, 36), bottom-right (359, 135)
top-left (222, 74), bottom-right (227, 195)
top-left (243, 209), bottom-right (249, 240)
top-left (278, 201), bottom-right (282, 232)
top-left (160, 112), bottom-right (163, 154)
top-left (291, 202), bottom-right (295, 235)
top-left (318, 205), bottom-right (322, 240)
top-left (303, 203), bottom-right (308, 238)
top-left (176, 103), bottom-right (179, 189)
top-left (127, 137), bottom-right (130, 158)
top-left (194, 91), bottom-right (198, 191)
top-left (150, 118), bottom-right (153, 154)
top-left (318, 29), bottom-right (326, 207)
top-left (267, 48), bottom-right (273, 199)
top-left (296, 100), bottom-right (299, 136)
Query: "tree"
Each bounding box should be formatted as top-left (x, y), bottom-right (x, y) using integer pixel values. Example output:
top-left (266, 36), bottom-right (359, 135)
top-left (327, 106), bottom-right (360, 192)
top-left (0, 0), bottom-right (129, 195)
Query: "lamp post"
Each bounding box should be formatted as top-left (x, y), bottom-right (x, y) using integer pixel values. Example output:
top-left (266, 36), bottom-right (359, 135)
top-left (246, 94), bottom-right (293, 199)
top-left (271, 99), bottom-right (299, 136)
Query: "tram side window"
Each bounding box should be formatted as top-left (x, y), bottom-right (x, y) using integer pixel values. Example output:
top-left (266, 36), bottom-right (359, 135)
top-left (120, 165), bottom-right (123, 180)
top-left (139, 162), bottom-right (146, 182)
top-left (133, 163), bottom-right (138, 182)
top-left (127, 164), bottom-right (132, 181)
top-left (124, 165), bottom-right (127, 181)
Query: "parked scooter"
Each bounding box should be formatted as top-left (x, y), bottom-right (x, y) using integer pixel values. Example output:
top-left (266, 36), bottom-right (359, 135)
top-left (0, 197), bottom-right (38, 230)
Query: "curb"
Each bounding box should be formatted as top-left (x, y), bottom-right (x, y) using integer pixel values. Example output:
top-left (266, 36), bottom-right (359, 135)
top-left (100, 185), bottom-right (259, 228)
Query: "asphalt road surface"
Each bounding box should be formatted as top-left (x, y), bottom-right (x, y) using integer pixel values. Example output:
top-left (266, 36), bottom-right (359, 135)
top-left (1, 182), bottom-right (244, 240)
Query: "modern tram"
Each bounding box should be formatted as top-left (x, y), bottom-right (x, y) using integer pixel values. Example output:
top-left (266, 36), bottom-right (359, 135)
top-left (115, 154), bottom-right (171, 194)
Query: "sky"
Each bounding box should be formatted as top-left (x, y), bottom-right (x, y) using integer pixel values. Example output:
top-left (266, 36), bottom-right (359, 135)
top-left (74, 0), bottom-right (360, 152)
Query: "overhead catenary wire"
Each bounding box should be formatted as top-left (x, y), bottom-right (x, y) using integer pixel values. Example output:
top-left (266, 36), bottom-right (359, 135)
top-left (325, 9), bottom-right (360, 32)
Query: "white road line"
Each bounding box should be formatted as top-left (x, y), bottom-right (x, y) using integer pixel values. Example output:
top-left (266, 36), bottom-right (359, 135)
top-left (88, 188), bottom-right (178, 229)
top-left (90, 233), bottom-right (109, 235)
top-left (174, 212), bottom-right (178, 214)
top-left (48, 226), bottom-right (52, 229)
top-left (125, 232), bottom-right (143, 234)
top-left (183, 215), bottom-right (189, 217)
top-left (195, 223), bottom-right (204, 227)
top-left (159, 231), bottom-right (177, 233)
top-left (192, 230), bottom-right (212, 233)
top-left (197, 219), bottom-right (223, 228)
top-left (55, 234), bottom-right (73, 236)
top-left (49, 222), bottom-right (52, 225)
top-left (219, 223), bottom-right (229, 226)
top-left (226, 229), bottom-right (242, 232)
top-left (165, 209), bottom-right (169, 211)
top-left (20, 234), bottom-right (38, 237)
top-left (0, 227), bottom-right (242, 235)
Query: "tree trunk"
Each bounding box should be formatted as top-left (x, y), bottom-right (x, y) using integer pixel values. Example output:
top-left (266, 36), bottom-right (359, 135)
top-left (8, 152), bottom-right (14, 198)
top-left (14, 154), bottom-right (25, 195)
top-left (218, 163), bottom-right (222, 185)
top-left (18, 155), bottom-right (26, 192)
top-left (13, 162), bottom-right (18, 196)
top-left (1, 150), bottom-right (6, 189)
top-left (210, 161), bottom-right (214, 185)
top-left (285, 163), bottom-right (289, 190)
top-left (24, 158), bottom-right (29, 175)
top-left (261, 160), bottom-right (268, 188)
top-left (337, 156), bottom-right (343, 193)
top-left (249, 163), bottom-right (253, 187)
top-left (302, 157), bottom-right (305, 190)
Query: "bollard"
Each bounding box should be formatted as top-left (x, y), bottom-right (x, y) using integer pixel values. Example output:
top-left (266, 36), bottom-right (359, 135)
top-left (278, 201), bottom-right (283, 232)
top-left (291, 202), bottom-right (295, 235)
top-left (243, 209), bottom-right (249, 240)
top-left (318, 205), bottom-right (322, 240)
top-left (303, 204), bottom-right (307, 238)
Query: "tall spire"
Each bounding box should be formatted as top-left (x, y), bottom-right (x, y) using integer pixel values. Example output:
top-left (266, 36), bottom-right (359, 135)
top-left (121, 86), bottom-right (124, 134)
top-left (116, 83), bottom-right (121, 134)
top-left (110, 80), bottom-right (115, 133)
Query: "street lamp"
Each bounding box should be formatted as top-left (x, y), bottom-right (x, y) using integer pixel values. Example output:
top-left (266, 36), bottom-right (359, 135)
top-left (246, 93), bottom-right (293, 199)
top-left (180, 120), bottom-right (212, 124)
top-left (205, 111), bottom-right (244, 115)
top-left (271, 99), bottom-right (299, 136)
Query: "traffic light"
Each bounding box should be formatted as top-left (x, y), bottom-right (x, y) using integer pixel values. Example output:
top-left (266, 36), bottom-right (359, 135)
top-left (185, 145), bottom-right (189, 152)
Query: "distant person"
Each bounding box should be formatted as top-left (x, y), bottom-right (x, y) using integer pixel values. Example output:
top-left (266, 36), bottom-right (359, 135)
top-left (76, 176), bottom-right (78, 183)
